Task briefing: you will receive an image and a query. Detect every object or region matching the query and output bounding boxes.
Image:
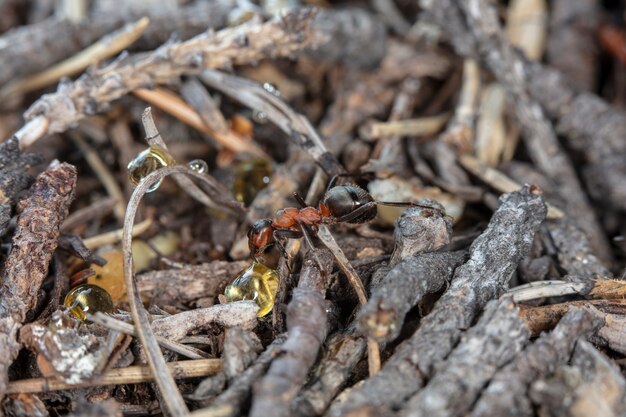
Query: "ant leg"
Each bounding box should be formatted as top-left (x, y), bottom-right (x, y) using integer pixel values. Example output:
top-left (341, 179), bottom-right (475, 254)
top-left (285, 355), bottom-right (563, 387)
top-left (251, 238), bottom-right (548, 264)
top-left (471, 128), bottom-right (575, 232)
top-left (335, 202), bottom-right (378, 223)
top-left (326, 172), bottom-right (376, 193)
top-left (293, 192), bottom-right (307, 208)
top-left (272, 229), bottom-right (303, 273)
top-left (297, 222), bottom-right (324, 271)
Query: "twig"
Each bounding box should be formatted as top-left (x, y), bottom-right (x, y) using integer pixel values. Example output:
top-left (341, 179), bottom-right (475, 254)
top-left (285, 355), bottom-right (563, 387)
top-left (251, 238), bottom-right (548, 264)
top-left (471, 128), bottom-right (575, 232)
top-left (87, 312), bottom-right (207, 360)
top-left (317, 226), bottom-right (381, 375)
top-left (151, 302), bottom-right (259, 342)
top-left (0, 18), bottom-right (149, 101)
top-left (360, 114), bottom-right (450, 141)
top-left (0, 163), bottom-right (77, 397)
top-left (14, 9), bottom-right (324, 148)
top-left (471, 307), bottom-right (602, 417)
top-left (328, 186), bottom-right (547, 416)
top-left (7, 359), bottom-right (222, 394)
top-left (401, 298), bottom-right (529, 417)
top-left (250, 250), bottom-right (333, 417)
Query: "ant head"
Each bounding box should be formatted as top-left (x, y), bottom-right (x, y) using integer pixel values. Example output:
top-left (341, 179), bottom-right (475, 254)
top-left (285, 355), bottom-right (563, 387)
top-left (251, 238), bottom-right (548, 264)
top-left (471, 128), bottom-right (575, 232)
top-left (322, 185), bottom-right (376, 223)
top-left (247, 219), bottom-right (274, 257)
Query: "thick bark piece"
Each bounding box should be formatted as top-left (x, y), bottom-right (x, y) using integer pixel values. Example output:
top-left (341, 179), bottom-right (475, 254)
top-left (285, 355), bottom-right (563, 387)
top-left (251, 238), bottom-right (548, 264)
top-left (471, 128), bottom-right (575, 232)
top-left (327, 187), bottom-right (546, 416)
top-left (471, 307), bottom-right (602, 417)
top-left (0, 163), bottom-right (77, 397)
top-left (402, 297), bottom-right (529, 417)
top-left (250, 250), bottom-right (333, 417)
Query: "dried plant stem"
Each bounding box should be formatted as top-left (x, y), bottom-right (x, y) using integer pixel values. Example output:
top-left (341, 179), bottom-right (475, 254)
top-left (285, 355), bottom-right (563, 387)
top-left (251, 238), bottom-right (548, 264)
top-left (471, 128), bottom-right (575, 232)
top-left (7, 359), bottom-right (222, 394)
top-left (362, 113), bottom-right (450, 140)
top-left (83, 217), bottom-right (152, 250)
top-left (459, 154), bottom-right (564, 219)
top-left (87, 313), bottom-right (207, 360)
top-left (508, 280), bottom-right (587, 302)
top-left (317, 226), bottom-right (381, 375)
top-left (133, 88), bottom-right (265, 157)
top-left (0, 18), bottom-right (149, 101)
top-left (122, 163), bottom-right (242, 416)
top-left (71, 133), bottom-right (126, 222)
top-left (141, 108), bottom-right (245, 217)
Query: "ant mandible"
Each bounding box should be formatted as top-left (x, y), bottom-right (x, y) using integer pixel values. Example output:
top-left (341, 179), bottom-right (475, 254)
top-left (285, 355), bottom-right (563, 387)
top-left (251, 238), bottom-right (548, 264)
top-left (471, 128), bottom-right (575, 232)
top-left (247, 176), bottom-right (444, 262)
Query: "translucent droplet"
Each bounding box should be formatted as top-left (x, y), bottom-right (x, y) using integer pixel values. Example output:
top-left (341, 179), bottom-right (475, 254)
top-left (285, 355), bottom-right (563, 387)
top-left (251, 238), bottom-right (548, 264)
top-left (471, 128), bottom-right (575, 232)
top-left (63, 284), bottom-right (114, 322)
top-left (127, 145), bottom-right (176, 193)
top-left (188, 159), bottom-right (208, 174)
top-left (233, 158), bottom-right (272, 205)
top-left (262, 82), bottom-right (281, 97)
top-left (224, 262), bottom-right (279, 317)
top-left (252, 110), bottom-right (269, 124)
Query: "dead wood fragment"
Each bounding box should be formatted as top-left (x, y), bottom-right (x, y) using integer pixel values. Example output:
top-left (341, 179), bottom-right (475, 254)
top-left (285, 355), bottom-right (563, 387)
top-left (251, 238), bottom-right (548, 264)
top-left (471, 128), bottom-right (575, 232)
top-left (0, 0), bottom-right (236, 87)
top-left (0, 163), bottom-right (76, 397)
top-left (359, 250), bottom-right (465, 343)
top-left (308, 8), bottom-right (386, 69)
top-left (471, 307), bottom-right (602, 417)
top-left (17, 9), bottom-right (325, 147)
top-left (546, 0), bottom-right (599, 91)
top-left (192, 335), bottom-right (286, 416)
top-left (0, 137), bottom-right (43, 206)
top-left (151, 302), bottom-right (259, 342)
top-left (19, 322), bottom-right (113, 385)
top-left (530, 340), bottom-right (626, 417)
top-left (249, 250), bottom-right (333, 417)
top-left (136, 260), bottom-right (249, 307)
top-left (328, 186), bottom-right (546, 416)
top-left (402, 297), bottom-right (529, 417)
top-left (389, 205), bottom-right (452, 265)
top-left (292, 329), bottom-right (367, 417)
top-left (222, 327), bottom-right (262, 382)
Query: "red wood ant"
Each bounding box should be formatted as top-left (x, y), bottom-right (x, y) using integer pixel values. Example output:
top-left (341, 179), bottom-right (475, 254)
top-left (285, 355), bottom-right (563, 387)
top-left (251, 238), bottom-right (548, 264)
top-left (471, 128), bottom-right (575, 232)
top-left (247, 178), bottom-right (443, 262)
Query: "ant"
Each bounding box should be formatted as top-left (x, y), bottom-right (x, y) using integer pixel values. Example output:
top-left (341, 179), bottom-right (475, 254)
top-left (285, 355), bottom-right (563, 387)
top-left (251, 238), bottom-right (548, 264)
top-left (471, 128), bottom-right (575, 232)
top-left (247, 176), bottom-right (444, 263)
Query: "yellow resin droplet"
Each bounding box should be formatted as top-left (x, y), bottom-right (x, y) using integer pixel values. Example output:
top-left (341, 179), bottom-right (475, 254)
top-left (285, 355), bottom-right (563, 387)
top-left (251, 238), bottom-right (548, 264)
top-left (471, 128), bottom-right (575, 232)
top-left (233, 158), bottom-right (272, 205)
top-left (63, 284), bottom-right (114, 322)
top-left (88, 251), bottom-right (126, 302)
top-left (224, 262), bottom-right (279, 317)
top-left (127, 145), bottom-right (176, 192)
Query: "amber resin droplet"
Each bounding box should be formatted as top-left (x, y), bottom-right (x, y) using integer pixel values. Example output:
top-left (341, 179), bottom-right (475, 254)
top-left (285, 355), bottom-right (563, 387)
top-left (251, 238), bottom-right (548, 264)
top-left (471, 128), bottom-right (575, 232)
top-left (224, 262), bottom-right (279, 317)
top-left (233, 158), bottom-right (272, 205)
top-left (63, 284), bottom-right (114, 322)
top-left (127, 145), bottom-right (175, 192)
